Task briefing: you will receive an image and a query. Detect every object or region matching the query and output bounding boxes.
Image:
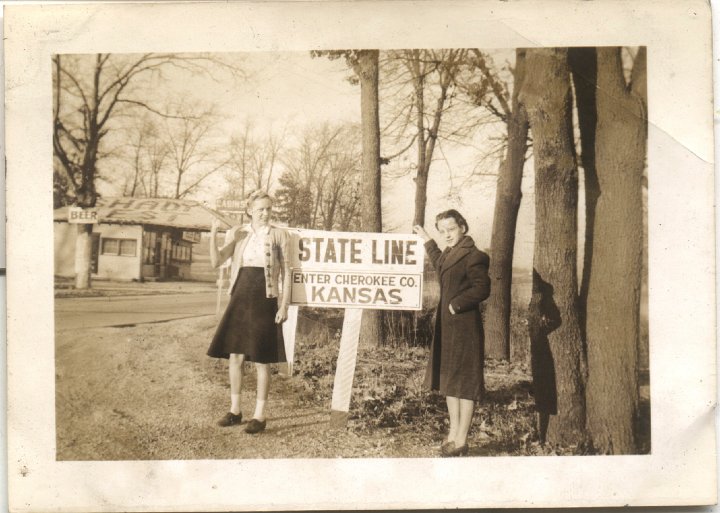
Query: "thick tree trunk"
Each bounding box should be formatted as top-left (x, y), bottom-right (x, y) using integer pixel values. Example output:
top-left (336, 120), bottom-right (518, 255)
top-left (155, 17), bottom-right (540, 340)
top-left (521, 48), bottom-right (586, 446)
top-left (74, 161), bottom-right (98, 290)
top-left (485, 49), bottom-right (529, 361)
top-left (585, 47), bottom-right (646, 454)
top-left (568, 47), bottom-right (599, 343)
top-left (74, 224), bottom-right (93, 289)
top-left (413, 165), bottom-right (428, 227)
top-left (356, 50), bottom-right (385, 346)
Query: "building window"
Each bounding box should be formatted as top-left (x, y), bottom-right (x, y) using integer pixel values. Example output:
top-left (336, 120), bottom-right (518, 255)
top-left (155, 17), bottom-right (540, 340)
top-left (143, 231), bottom-right (157, 264)
top-left (170, 240), bottom-right (192, 263)
top-left (120, 239), bottom-right (137, 256)
top-left (101, 239), bottom-right (119, 255)
top-left (102, 238), bottom-right (137, 257)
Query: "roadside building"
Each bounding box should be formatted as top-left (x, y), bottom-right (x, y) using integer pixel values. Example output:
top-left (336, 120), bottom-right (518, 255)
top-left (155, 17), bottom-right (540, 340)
top-left (54, 197), bottom-right (234, 281)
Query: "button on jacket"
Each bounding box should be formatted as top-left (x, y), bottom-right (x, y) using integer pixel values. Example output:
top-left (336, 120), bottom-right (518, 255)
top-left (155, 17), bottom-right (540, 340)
top-left (220, 224), bottom-right (292, 306)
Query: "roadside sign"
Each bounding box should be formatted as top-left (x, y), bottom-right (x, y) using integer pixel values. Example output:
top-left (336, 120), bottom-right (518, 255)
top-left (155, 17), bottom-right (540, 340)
top-left (284, 228), bottom-right (425, 427)
top-left (288, 229), bottom-right (424, 311)
top-left (215, 198), bottom-right (245, 211)
top-left (68, 207), bottom-right (98, 224)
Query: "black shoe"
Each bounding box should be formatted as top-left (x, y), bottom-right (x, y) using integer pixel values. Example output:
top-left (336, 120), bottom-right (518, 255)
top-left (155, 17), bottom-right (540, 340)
top-left (445, 443), bottom-right (469, 457)
top-left (245, 418), bottom-right (267, 434)
top-left (217, 412), bottom-right (242, 427)
top-left (441, 441), bottom-right (455, 457)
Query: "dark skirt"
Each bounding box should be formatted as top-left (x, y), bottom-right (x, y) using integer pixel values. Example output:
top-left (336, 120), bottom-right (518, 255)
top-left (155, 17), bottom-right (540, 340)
top-left (206, 267), bottom-right (286, 363)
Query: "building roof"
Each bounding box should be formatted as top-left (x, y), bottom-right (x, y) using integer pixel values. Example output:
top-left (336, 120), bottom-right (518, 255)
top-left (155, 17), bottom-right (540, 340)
top-left (53, 197), bottom-right (237, 231)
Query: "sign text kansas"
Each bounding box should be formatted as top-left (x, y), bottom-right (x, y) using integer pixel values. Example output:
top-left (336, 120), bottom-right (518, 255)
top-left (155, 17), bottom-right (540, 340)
top-left (288, 229), bottom-right (424, 310)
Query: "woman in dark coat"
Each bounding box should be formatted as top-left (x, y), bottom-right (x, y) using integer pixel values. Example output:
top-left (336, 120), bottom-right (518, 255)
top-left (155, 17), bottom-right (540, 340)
top-left (414, 209), bottom-right (490, 456)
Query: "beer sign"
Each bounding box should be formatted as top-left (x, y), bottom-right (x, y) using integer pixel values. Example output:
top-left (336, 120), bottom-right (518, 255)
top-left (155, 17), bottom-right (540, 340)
top-left (68, 207), bottom-right (98, 224)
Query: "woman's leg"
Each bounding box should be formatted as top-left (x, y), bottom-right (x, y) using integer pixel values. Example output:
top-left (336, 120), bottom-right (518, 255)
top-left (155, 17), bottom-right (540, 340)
top-left (446, 396), bottom-right (460, 443)
top-left (253, 363), bottom-right (270, 421)
top-left (454, 398), bottom-right (475, 447)
top-left (229, 353), bottom-right (245, 414)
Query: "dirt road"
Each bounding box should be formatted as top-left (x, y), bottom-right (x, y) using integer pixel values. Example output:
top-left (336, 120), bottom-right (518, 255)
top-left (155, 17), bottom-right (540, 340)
top-left (55, 315), bottom-right (443, 460)
top-left (55, 292), bottom-right (227, 330)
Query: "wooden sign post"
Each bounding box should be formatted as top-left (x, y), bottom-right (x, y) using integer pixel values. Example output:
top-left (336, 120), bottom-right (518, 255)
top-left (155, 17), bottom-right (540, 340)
top-left (285, 228), bottom-right (424, 429)
top-left (329, 308), bottom-right (363, 428)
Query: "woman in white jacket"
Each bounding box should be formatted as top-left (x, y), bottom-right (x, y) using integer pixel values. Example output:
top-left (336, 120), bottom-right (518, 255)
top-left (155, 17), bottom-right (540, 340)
top-left (206, 190), bottom-right (291, 434)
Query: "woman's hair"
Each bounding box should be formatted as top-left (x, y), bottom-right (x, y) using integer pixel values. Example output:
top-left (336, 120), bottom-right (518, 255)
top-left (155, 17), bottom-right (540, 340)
top-left (245, 189), bottom-right (274, 207)
top-left (435, 209), bottom-right (469, 233)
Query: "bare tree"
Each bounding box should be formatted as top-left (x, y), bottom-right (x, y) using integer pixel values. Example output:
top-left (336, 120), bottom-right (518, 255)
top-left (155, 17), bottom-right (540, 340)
top-left (282, 123), bottom-right (344, 226)
top-left (225, 121), bottom-right (287, 198)
top-left (312, 49), bottom-right (385, 347)
top-left (583, 47), bottom-right (647, 454)
top-left (464, 49), bottom-right (530, 361)
top-left (53, 52), bottom-right (241, 288)
top-left (354, 50), bottom-right (385, 347)
top-left (275, 123), bottom-right (361, 231)
top-left (520, 48), bottom-right (586, 446)
top-left (381, 49), bottom-right (471, 227)
top-left (118, 117), bottom-right (168, 197)
top-left (225, 123), bottom-right (254, 200)
top-left (318, 125), bottom-right (362, 230)
top-left (252, 126), bottom-right (285, 192)
top-left (161, 102), bottom-right (229, 199)
top-left (568, 47), bottom-right (598, 344)
top-left (143, 123), bottom-right (170, 198)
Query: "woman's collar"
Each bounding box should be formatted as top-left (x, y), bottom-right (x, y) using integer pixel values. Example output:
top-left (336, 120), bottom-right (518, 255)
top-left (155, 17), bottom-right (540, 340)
top-left (247, 223), bottom-right (271, 235)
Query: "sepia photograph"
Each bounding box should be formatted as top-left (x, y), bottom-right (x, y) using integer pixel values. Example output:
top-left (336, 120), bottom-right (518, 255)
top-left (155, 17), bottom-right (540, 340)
top-left (51, 47), bottom-right (649, 460)
top-left (6, 1), bottom-right (716, 510)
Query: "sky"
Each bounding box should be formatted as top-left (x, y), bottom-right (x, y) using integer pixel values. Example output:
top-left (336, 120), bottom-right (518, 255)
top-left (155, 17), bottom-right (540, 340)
top-left (96, 50), bottom-right (538, 270)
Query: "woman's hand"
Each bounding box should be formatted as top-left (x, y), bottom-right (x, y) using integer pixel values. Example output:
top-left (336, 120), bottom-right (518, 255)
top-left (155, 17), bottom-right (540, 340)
top-left (275, 304), bottom-right (289, 324)
top-left (413, 225), bottom-right (432, 242)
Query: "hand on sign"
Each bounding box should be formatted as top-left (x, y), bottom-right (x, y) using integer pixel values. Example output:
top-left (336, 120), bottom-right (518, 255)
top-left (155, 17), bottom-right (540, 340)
top-left (413, 225), bottom-right (432, 242)
top-left (275, 304), bottom-right (289, 324)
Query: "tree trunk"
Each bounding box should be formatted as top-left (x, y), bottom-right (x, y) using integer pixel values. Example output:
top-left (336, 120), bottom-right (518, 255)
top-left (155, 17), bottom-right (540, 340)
top-left (74, 224), bottom-right (93, 289)
top-left (485, 49), bottom-right (529, 360)
top-left (521, 48), bottom-right (586, 446)
top-left (174, 171), bottom-right (182, 199)
top-left (568, 47), bottom-right (599, 343)
top-left (412, 70), bottom-right (428, 228)
top-left (584, 47), bottom-right (646, 454)
top-left (356, 50), bottom-right (385, 346)
top-left (74, 157), bottom-right (98, 289)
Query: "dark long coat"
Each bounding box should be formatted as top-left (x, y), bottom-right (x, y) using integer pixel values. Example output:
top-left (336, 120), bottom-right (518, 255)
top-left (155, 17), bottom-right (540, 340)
top-left (424, 236), bottom-right (490, 401)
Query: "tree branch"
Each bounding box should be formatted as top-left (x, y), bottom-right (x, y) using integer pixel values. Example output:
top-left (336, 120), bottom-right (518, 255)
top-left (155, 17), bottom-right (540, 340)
top-left (471, 49), bottom-right (512, 118)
